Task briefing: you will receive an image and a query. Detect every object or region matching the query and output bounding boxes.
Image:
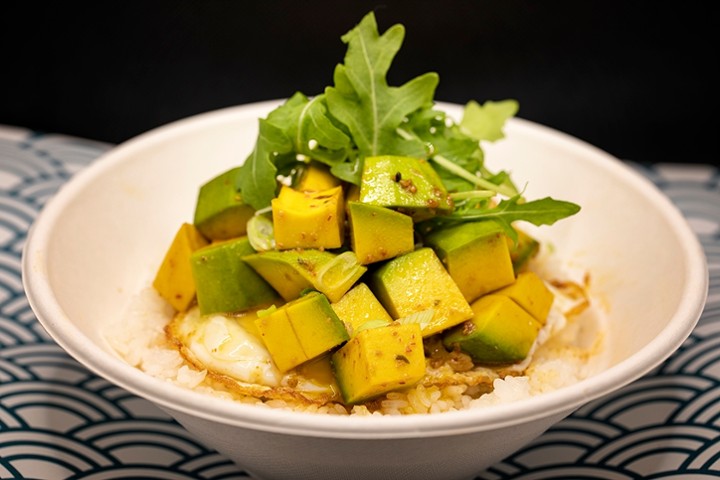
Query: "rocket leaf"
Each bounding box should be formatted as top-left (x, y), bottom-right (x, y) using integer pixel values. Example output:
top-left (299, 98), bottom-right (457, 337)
top-left (325, 11), bottom-right (439, 160)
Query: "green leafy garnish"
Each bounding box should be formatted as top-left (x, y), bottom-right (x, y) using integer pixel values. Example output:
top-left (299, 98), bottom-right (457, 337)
top-left (424, 196), bottom-right (582, 243)
top-left (236, 10), bottom-right (580, 234)
top-left (325, 12), bottom-right (438, 160)
top-left (460, 99), bottom-right (519, 142)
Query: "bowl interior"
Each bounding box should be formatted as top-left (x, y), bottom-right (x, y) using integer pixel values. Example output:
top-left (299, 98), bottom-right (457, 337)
top-left (22, 100), bottom-right (707, 437)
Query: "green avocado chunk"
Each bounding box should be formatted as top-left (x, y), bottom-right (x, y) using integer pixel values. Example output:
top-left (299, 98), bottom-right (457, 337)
top-left (424, 220), bottom-right (516, 303)
top-left (358, 155), bottom-right (452, 221)
top-left (190, 237), bottom-right (279, 315)
top-left (194, 167), bottom-right (255, 240)
top-left (370, 248), bottom-right (473, 337)
top-left (442, 294), bottom-right (541, 364)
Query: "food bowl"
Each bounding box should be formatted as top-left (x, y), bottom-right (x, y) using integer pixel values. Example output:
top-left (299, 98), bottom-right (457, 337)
top-left (22, 100), bottom-right (708, 480)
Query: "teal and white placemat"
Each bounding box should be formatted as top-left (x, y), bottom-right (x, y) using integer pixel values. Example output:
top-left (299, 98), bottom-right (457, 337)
top-left (1, 126), bottom-right (718, 479)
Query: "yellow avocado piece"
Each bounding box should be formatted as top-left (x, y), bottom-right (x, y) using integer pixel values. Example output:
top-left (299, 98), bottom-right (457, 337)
top-left (294, 161), bottom-right (341, 192)
top-left (272, 185), bottom-right (345, 250)
top-left (255, 306), bottom-right (307, 372)
top-left (153, 223), bottom-right (209, 311)
top-left (255, 292), bottom-right (349, 372)
top-left (193, 167), bottom-right (255, 241)
top-left (331, 283), bottom-right (393, 336)
top-left (494, 272), bottom-right (554, 325)
top-left (443, 294), bottom-right (541, 364)
top-left (347, 202), bottom-right (415, 265)
top-left (371, 248), bottom-right (473, 337)
top-left (331, 322), bottom-right (425, 404)
top-left (424, 221), bottom-right (515, 303)
top-left (243, 249), bottom-right (366, 303)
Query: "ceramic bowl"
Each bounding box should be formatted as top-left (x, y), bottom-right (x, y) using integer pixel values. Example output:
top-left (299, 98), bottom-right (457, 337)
top-left (22, 101), bottom-right (708, 480)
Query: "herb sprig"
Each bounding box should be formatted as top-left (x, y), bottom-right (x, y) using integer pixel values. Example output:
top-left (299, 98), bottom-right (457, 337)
top-left (237, 11), bottom-right (580, 235)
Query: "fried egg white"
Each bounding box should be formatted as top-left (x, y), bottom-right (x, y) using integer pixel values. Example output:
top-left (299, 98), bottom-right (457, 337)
top-left (168, 307), bottom-right (282, 386)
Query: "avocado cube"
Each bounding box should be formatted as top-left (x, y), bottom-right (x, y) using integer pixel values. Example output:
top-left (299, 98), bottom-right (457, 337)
top-left (359, 156), bottom-right (452, 221)
top-left (332, 322), bottom-right (425, 404)
top-left (443, 294), bottom-right (541, 364)
top-left (254, 306), bottom-right (308, 372)
top-left (194, 167), bottom-right (255, 241)
top-left (271, 185), bottom-right (345, 250)
top-left (347, 202), bottom-right (414, 265)
top-left (243, 249), bottom-right (331, 301)
top-left (294, 161), bottom-right (341, 192)
top-left (494, 272), bottom-right (554, 325)
top-left (371, 248), bottom-right (473, 337)
top-left (424, 221), bottom-right (515, 303)
top-left (153, 223), bottom-right (209, 311)
top-left (508, 228), bottom-right (540, 274)
top-left (190, 237), bottom-right (279, 315)
top-left (256, 292), bottom-right (349, 372)
top-left (331, 283), bottom-right (393, 336)
top-left (243, 249), bottom-right (366, 303)
top-left (285, 292), bottom-right (350, 359)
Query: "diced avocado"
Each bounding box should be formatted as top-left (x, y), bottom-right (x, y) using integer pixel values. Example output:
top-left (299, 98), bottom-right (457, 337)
top-left (347, 202), bottom-right (414, 265)
top-left (358, 156), bottom-right (452, 221)
top-left (284, 292), bottom-right (350, 359)
top-left (443, 294), bottom-right (541, 364)
top-left (254, 305), bottom-right (306, 372)
top-left (294, 161), bottom-right (341, 191)
top-left (271, 185), bottom-right (345, 250)
top-left (424, 221), bottom-right (515, 303)
top-left (332, 322), bottom-right (425, 404)
top-left (194, 167), bottom-right (255, 241)
top-left (508, 228), bottom-right (540, 274)
top-left (153, 223), bottom-right (209, 311)
top-left (190, 237), bottom-right (279, 315)
top-left (371, 248), bottom-right (473, 337)
top-left (331, 283), bottom-right (393, 336)
top-left (255, 292), bottom-right (349, 372)
top-left (494, 272), bottom-right (554, 325)
top-left (243, 249), bottom-right (367, 303)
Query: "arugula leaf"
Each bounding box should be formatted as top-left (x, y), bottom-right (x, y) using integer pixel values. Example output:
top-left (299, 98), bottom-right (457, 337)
top-left (238, 93), bottom-right (352, 209)
top-left (237, 118), bottom-right (293, 210)
top-left (325, 11), bottom-right (439, 160)
top-left (427, 195), bottom-right (581, 243)
top-left (461, 99), bottom-right (519, 142)
top-left (267, 92), bottom-right (351, 164)
top-left (234, 8), bottom-right (579, 247)
top-left (403, 109), bottom-right (480, 192)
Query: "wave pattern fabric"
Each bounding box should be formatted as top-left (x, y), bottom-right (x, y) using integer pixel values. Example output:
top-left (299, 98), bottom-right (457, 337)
top-left (1, 126), bottom-right (718, 479)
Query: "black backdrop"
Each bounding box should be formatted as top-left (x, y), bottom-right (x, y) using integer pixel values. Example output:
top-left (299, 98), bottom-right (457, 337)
top-left (2, 1), bottom-right (717, 166)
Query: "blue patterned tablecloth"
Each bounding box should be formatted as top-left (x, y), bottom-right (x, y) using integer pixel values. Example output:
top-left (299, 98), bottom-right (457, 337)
top-left (1, 126), bottom-right (718, 479)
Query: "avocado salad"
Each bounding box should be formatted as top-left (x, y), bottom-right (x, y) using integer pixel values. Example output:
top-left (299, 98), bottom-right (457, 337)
top-left (151, 11), bottom-right (584, 410)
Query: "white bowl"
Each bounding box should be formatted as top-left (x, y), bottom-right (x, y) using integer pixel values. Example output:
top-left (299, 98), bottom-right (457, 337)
top-left (22, 101), bottom-right (708, 480)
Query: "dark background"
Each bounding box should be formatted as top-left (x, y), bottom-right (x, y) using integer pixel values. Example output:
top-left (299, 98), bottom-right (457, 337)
top-left (2, 1), bottom-right (717, 166)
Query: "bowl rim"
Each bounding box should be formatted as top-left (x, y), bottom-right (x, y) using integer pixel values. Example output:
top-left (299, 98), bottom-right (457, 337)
top-left (21, 100), bottom-right (709, 439)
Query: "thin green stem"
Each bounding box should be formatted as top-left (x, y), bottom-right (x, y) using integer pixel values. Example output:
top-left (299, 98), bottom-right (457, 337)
top-left (431, 155), bottom-right (516, 197)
